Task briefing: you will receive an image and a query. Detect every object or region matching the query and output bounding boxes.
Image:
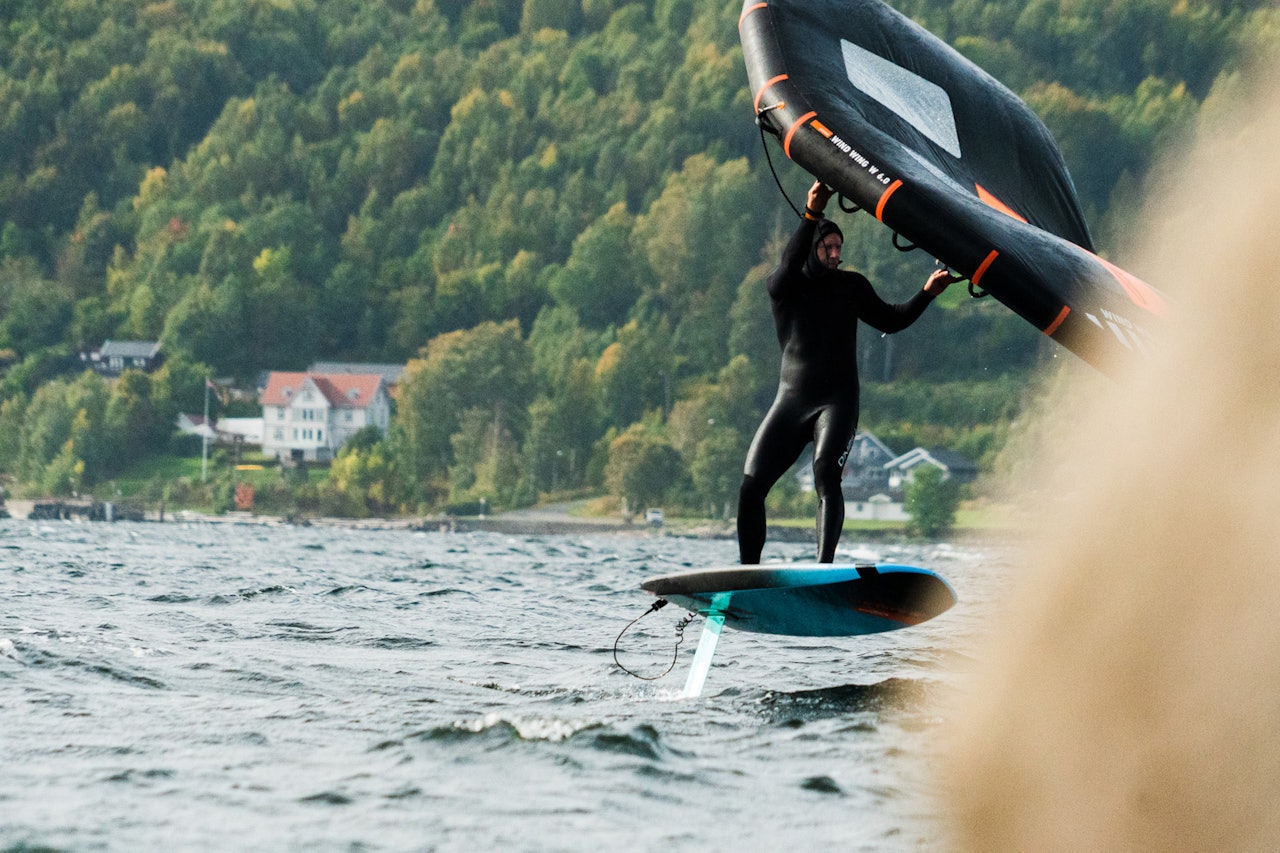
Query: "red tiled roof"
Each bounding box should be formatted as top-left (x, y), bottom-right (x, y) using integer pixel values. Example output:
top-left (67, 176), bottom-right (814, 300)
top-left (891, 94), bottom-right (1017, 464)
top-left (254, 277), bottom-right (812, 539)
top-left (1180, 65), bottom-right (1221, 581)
top-left (260, 372), bottom-right (385, 409)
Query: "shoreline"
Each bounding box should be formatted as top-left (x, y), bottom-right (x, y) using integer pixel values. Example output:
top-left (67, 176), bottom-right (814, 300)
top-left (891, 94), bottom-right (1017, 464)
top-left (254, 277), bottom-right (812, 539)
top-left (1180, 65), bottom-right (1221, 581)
top-left (1, 498), bottom-right (1017, 543)
top-left (0, 499), bottom-right (821, 542)
top-left (0, 502), bottom-right (1008, 540)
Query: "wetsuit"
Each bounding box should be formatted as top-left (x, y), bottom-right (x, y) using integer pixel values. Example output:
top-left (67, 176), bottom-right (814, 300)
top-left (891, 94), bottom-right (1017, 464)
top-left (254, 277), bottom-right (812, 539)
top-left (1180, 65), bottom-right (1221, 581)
top-left (737, 216), bottom-right (938, 563)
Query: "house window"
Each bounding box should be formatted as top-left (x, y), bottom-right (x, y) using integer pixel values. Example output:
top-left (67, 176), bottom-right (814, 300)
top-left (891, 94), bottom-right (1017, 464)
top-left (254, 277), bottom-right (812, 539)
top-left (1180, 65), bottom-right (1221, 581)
top-left (274, 429), bottom-right (283, 441)
top-left (344, 410), bottom-right (353, 422)
top-left (317, 429), bottom-right (323, 442)
top-left (276, 407), bottom-right (285, 420)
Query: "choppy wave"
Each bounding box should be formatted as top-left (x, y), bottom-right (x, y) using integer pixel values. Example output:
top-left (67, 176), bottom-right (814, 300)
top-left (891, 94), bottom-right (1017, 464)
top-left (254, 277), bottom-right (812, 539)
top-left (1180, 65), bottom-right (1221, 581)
top-left (0, 519), bottom-right (1006, 850)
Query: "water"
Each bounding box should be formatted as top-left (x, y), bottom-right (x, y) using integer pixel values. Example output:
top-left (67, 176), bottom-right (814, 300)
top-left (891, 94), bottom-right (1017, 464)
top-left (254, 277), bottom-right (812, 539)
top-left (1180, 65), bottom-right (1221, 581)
top-left (0, 519), bottom-right (1008, 851)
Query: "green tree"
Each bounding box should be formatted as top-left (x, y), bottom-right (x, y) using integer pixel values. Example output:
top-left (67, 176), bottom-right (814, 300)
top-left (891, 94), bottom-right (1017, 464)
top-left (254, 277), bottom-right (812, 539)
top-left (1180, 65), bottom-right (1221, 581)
top-left (106, 369), bottom-right (166, 462)
top-left (548, 201), bottom-right (642, 328)
top-left (161, 281), bottom-right (242, 370)
top-left (447, 405), bottom-right (530, 508)
top-left (245, 245), bottom-right (319, 369)
top-left (0, 393), bottom-right (28, 475)
top-left (603, 421), bottom-right (684, 518)
top-left (394, 319), bottom-right (533, 505)
top-left (688, 427), bottom-right (744, 518)
top-left (0, 258), bottom-right (74, 356)
top-left (521, 0), bottom-right (582, 34)
top-left (905, 464), bottom-right (961, 538)
top-left (148, 352), bottom-right (218, 438)
top-left (666, 354), bottom-right (760, 461)
top-left (630, 154), bottom-right (765, 374)
top-left (329, 433), bottom-right (397, 515)
top-left (426, 87), bottom-right (533, 213)
top-left (523, 363), bottom-right (599, 493)
top-left (594, 316), bottom-right (674, 426)
top-left (728, 256), bottom-right (782, 408)
top-left (13, 371), bottom-right (112, 490)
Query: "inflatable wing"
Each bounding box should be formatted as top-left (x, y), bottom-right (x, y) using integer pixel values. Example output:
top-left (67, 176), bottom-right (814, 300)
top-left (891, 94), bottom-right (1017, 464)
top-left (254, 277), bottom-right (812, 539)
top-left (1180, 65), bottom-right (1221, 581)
top-left (740, 0), bottom-right (1166, 373)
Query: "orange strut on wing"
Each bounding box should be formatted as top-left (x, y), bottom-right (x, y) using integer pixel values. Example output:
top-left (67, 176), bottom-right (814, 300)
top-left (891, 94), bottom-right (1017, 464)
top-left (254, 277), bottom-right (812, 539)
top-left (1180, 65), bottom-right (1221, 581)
top-left (739, 1), bottom-right (768, 28)
top-left (971, 250), bottom-right (999, 285)
top-left (1044, 305), bottom-right (1071, 336)
top-left (783, 111), bottom-right (816, 158)
top-left (875, 180), bottom-right (903, 221)
top-left (753, 74), bottom-right (788, 114)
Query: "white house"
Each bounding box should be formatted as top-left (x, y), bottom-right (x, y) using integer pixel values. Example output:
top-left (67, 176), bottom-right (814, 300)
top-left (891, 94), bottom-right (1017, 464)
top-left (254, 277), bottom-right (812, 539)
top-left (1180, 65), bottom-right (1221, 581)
top-left (845, 493), bottom-right (910, 522)
top-left (176, 414), bottom-right (264, 446)
top-left (217, 417), bottom-right (264, 446)
top-left (176, 413), bottom-right (217, 441)
top-left (885, 447), bottom-right (979, 491)
top-left (259, 371), bottom-right (392, 462)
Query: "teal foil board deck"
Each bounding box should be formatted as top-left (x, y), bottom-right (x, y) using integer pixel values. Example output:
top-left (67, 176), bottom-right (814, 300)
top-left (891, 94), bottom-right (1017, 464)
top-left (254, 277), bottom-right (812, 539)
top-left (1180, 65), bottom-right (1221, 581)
top-left (640, 563), bottom-right (956, 638)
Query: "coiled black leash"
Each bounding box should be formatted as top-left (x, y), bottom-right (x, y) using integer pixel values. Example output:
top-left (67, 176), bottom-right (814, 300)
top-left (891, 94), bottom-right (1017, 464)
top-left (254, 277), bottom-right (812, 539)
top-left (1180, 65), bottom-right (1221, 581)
top-left (613, 599), bottom-right (698, 681)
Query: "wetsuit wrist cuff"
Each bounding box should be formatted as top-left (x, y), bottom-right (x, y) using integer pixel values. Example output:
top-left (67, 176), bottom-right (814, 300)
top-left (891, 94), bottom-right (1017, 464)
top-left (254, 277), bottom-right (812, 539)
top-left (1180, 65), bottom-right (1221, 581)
top-left (803, 207), bottom-right (819, 221)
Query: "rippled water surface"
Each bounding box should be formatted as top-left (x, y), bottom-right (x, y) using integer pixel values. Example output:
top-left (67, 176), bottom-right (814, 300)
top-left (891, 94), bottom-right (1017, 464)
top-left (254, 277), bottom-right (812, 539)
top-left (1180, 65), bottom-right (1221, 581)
top-left (0, 519), bottom-right (1009, 851)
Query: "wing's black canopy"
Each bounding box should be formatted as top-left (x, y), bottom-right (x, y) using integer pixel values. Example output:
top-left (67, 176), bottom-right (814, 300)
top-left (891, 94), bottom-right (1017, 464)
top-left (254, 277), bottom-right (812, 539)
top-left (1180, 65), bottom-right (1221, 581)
top-left (741, 0), bottom-right (1166, 372)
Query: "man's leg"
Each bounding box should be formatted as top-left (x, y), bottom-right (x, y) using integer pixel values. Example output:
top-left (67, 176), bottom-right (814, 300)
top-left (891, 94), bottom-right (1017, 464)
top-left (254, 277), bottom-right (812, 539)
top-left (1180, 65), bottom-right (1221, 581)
top-left (813, 407), bottom-right (858, 563)
top-left (738, 400), bottom-right (808, 564)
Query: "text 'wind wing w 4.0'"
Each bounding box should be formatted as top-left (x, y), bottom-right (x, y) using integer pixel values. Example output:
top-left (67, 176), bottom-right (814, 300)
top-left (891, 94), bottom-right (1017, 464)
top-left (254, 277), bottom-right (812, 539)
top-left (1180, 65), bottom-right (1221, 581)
top-left (740, 0), bottom-right (1167, 373)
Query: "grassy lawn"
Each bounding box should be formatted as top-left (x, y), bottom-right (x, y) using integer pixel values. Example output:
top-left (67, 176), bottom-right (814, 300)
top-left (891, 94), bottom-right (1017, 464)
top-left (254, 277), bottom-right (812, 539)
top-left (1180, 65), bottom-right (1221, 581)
top-left (109, 455), bottom-right (207, 497)
top-left (954, 503), bottom-right (1020, 531)
top-left (107, 453), bottom-right (327, 507)
top-left (741, 502), bottom-right (1017, 536)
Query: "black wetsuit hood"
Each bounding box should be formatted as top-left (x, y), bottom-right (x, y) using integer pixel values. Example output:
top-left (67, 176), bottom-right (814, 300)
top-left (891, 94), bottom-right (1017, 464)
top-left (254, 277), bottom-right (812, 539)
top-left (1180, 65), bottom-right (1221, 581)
top-left (804, 218), bottom-right (844, 277)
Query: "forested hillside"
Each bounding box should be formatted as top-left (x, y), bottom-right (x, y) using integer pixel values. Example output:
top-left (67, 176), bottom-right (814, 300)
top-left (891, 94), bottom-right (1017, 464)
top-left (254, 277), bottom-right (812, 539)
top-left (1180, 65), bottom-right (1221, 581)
top-left (0, 0), bottom-right (1273, 510)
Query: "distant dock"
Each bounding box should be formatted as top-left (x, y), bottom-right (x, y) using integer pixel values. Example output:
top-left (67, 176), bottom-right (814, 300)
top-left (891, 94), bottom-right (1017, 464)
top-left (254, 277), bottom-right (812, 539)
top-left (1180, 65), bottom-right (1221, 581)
top-left (2, 498), bottom-right (147, 522)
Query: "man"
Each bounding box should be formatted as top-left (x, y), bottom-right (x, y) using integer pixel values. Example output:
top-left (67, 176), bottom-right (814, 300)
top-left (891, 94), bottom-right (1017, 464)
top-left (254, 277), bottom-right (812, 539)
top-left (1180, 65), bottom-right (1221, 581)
top-left (737, 181), bottom-right (958, 563)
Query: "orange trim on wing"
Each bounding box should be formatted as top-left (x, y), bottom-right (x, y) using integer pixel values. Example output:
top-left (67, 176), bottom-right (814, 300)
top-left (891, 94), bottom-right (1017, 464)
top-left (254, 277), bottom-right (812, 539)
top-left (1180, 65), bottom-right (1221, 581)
top-left (783, 111), bottom-right (817, 159)
top-left (739, 2), bottom-right (768, 27)
top-left (1093, 253), bottom-right (1167, 315)
top-left (1043, 305), bottom-right (1070, 336)
top-left (875, 180), bottom-right (903, 221)
top-left (753, 74), bottom-right (788, 114)
top-left (975, 184), bottom-right (1027, 223)
top-left (971, 250), bottom-right (999, 285)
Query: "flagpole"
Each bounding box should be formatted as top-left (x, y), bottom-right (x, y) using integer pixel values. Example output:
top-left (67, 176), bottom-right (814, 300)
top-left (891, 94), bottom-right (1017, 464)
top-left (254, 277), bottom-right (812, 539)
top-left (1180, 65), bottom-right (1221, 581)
top-left (202, 377), bottom-right (210, 482)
